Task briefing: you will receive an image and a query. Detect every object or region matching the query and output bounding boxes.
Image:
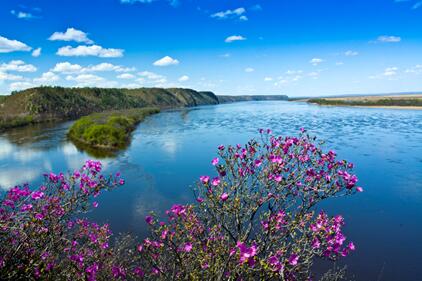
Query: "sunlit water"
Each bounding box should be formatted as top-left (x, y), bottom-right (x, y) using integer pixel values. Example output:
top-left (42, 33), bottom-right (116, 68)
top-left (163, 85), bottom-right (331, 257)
top-left (1, 101), bottom-right (421, 280)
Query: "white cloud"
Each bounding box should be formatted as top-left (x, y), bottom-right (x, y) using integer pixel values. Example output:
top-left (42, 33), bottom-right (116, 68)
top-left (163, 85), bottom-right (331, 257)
top-left (211, 8), bottom-right (247, 21)
top-left (153, 56), bottom-right (179, 66)
top-left (285, 70), bottom-right (303, 75)
top-left (225, 35), bottom-right (246, 43)
top-left (384, 67), bottom-right (398, 76)
top-left (178, 75), bottom-right (189, 82)
top-left (9, 81), bottom-right (35, 91)
top-left (117, 73), bottom-right (135, 79)
top-left (220, 53), bottom-right (231, 58)
top-left (0, 36), bottom-right (31, 53)
top-left (33, 72), bottom-right (60, 84)
top-left (377, 35), bottom-right (401, 43)
top-left (31, 47), bottom-right (42, 57)
top-left (10, 10), bottom-right (35, 19)
top-left (138, 71), bottom-right (167, 83)
top-left (52, 62), bottom-right (83, 73)
top-left (345, 50), bottom-right (358, 56)
top-left (405, 64), bottom-right (422, 74)
top-left (0, 72), bottom-right (24, 81)
top-left (88, 62), bottom-right (134, 72)
top-left (66, 74), bottom-right (118, 88)
top-left (56, 45), bottom-right (124, 58)
top-left (52, 62), bottom-right (133, 74)
top-left (245, 67), bottom-right (254, 73)
top-left (264, 77), bottom-right (273, 81)
top-left (370, 66), bottom-right (399, 79)
top-left (49, 28), bottom-right (93, 44)
top-left (336, 61), bottom-right (344, 66)
top-left (309, 58), bottom-right (324, 66)
top-left (0, 60), bottom-right (37, 72)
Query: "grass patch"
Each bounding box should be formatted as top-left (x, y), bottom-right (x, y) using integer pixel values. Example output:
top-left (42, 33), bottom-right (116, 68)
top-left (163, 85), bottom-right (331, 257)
top-left (68, 107), bottom-right (159, 150)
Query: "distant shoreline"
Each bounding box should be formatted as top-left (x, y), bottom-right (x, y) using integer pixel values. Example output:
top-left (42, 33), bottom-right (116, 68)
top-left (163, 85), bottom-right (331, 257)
top-left (302, 94), bottom-right (422, 110)
top-left (308, 102), bottom-right (422, 110)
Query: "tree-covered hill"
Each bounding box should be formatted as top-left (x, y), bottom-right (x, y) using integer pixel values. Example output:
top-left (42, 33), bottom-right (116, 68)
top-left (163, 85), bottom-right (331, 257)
top-left (0, 86), bottom-right (219, 130)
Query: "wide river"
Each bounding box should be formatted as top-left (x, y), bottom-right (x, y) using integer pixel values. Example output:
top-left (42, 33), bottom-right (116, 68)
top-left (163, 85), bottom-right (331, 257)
top-left (1, 101), bottom-right (421, 280)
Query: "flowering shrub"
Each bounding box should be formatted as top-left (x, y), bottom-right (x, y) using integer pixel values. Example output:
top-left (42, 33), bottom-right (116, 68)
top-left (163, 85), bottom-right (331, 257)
top-left (0, 160), bottom-right (124, 280)
top-left (0, 129), bottom-right (361, 280)
top-left (141, 129), bottom-right (361, 280)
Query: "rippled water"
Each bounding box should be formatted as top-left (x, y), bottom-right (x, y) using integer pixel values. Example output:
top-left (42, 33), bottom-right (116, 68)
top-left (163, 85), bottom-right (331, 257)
top-left (1, 101), bottom-right (421, 280)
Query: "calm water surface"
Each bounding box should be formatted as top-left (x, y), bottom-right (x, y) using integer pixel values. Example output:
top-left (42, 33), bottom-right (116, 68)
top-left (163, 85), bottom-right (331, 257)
top-left (1, 101), bottom-right (421, 280)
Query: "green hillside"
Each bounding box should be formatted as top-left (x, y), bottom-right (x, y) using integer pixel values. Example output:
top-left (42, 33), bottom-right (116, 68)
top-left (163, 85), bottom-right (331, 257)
top-left (0, 86), bottom-right (219, 131)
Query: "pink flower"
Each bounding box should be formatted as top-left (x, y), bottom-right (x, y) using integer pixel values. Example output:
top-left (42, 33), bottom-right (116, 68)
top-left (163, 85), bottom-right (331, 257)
top-left (35, 213), bottom-right (44, 220)
top-left (211, 157), bottom-right (219, 166)
top-left (145, 215), bottom-right (154, 225)
top-left (356, 186), bottom-right (364, 192)
top-left (311, 238), bottom-right (321, 249)
top-left (211, 177), bottom-right (220, 186)
top-left (254, 159), bottom-right (262, 167)
top-left (31, 191), bottom-right (44, 200)
top-left (92, 202), bottom-right (99, 208)
top-left (200, 176), bottom-right (210, 184)
top-left (274, 175), bottom-right (282, 182)
top-left (220, 193), bottom-right (229, 201)
top-left (218, 145), bottom-right (225, 150)
top-left (21, 204), bottom-right (33, 212)
top-left (119, 179), bottom-right (125, 185)
top-left (196, 197), bottom-right (204, 203)
top-left (288, 254), bottom-right (299, 266)
top-left (348, 242), bottom-right (356, 251)
top-left (183, 242), bottom-right (193, 252)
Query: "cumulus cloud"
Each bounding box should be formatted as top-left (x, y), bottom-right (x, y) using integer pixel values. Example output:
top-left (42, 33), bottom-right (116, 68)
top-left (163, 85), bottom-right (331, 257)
top-left (66, 74), bottom-right (118, 88)
top-left (56, 45), bottom-right (124, 58)
top-left (33, 72), bottom-right (60, 84)
top-left (264, 77), bottom-right (273, 81)
top-left (0, 60), bottom-right (37, 72)
top-left (0, 36), bottom-right (32, 53)
top-left (52, 62), bottom-right (134, 74)
top-left (245, 67), bottom-right (254, 73)
top-left (377, 35), bottom-right (401, 43)
top-left (345, 50), bottom-right (358, 56)
top-left (138, 71), bottom-right (167, 84)
top-left (225, 35), bottom-right (246, 43)
top-left (117, 73), bottom-right (135, 79)
top-left (211, 7), bottom-right (247, 21)
top-left (153, 56), bottom-right (179, 66)
top-left (309, 58), bottom-right (324, 66)
top-left (0, 72), bottom-right (24, 81)
top-left (49, 28), bottom-right (93, 44)
top-left (51, 62), bottom-right (83, 73)
top-left (32, 48), bottom-right (42, 57)
top-left (178, 75), bottom-right (189, 82)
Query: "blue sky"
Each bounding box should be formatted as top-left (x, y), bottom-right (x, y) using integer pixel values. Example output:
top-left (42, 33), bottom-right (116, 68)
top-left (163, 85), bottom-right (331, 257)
top-left (0, 0), bottom-right (422, 96)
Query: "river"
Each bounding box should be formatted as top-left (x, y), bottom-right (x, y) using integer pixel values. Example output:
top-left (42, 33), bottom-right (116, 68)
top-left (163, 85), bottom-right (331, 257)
top-left (0, 101), bottom-right (421, 280)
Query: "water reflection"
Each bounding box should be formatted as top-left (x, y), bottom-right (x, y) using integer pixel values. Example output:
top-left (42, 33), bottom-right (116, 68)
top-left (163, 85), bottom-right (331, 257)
top-left (0, 101), bottom-right (421, 280)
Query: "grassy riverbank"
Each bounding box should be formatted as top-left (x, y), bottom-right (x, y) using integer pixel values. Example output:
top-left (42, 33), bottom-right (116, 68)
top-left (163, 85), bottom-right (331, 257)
top-left (308, 95), bottom-right (422, 109)
top-left (68, 107), bottom-right (159, 150)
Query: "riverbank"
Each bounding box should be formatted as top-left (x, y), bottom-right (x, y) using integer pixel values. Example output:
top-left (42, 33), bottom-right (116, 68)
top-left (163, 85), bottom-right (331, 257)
top-left (306, 94), bottom-right (422, 109)
top-left (68, 107), bottom-right (160, 151)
